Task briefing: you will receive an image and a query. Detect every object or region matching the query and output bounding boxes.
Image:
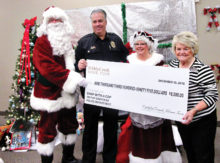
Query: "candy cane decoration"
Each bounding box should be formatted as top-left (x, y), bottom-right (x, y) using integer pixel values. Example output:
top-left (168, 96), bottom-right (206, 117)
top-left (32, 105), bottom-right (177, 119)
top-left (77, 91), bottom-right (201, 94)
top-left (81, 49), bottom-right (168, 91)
top-left (204, 6), bottom-right (220, 31)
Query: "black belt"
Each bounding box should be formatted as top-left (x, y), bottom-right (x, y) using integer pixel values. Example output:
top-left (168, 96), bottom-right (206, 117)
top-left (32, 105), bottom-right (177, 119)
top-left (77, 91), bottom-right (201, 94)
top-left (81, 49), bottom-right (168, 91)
top-left (36, 71), bottom-right (55, 87)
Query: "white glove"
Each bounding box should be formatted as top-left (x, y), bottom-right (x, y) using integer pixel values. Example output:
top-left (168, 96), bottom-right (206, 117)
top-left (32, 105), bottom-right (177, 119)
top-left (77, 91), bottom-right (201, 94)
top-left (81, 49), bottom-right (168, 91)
top-left (78, 78), bottom-right (88, 87)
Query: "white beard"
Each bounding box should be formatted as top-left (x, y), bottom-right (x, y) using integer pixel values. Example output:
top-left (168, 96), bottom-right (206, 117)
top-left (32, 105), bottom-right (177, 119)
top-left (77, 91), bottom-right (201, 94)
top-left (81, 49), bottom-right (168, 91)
top-left (47, 22), bottom-right (74, 56)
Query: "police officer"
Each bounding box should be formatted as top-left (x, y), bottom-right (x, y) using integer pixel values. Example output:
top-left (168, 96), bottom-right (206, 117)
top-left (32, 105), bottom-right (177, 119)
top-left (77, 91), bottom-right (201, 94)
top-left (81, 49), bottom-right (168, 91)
top-left (75, 9), bottom-right (128, 163)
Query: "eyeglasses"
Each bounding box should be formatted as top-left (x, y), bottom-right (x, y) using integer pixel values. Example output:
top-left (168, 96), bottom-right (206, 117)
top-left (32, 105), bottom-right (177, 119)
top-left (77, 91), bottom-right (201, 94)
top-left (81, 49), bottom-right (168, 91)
top-left (134, 43), bottom-right (147, 46)
top-left (134, 31), bottom-right (154, 42)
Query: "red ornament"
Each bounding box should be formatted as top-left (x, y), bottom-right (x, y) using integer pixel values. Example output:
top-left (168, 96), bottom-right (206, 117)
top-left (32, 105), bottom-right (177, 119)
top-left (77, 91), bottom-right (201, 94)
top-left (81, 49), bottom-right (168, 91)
top-left (19, 124), bottom-right (24, 129)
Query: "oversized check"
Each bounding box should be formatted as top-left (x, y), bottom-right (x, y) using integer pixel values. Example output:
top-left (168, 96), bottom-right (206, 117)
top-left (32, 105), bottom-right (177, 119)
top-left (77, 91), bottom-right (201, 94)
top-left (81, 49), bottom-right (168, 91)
top-left (85, 60), bottom-right (189, 122)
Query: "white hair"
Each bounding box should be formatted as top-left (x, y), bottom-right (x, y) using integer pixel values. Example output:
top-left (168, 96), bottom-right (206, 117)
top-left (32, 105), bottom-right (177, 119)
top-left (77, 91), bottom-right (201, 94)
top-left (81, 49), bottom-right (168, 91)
top-left (172, 31), bottom-right (199, 55)
top-left (37, 7), bottom-right (75, 56)
top-left (130, 31), bottom-right (158, 54)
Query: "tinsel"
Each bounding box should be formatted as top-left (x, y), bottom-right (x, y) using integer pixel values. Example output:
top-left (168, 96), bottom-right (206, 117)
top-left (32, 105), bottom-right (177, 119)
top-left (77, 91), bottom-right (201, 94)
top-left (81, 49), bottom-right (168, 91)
top-left (121, 3), bottom-right (127, 44)
top-left (157, 43), bottom-right (172, 48)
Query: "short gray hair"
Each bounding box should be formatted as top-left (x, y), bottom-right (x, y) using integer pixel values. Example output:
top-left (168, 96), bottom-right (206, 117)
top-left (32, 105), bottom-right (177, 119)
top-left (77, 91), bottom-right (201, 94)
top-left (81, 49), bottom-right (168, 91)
top-left (172, 31), bottom-right (199, 55)
top-left (90, 8), bottom-right (107, 19)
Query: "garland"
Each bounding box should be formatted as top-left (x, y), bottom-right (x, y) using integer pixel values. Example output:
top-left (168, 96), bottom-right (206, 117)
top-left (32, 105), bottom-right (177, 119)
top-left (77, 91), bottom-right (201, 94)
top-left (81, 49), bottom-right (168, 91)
top-left (204, 6), bottom-right (220, 31)
top-left (121, 3), bottom-right (127, 44)
top-left (157, 43), bottom-right (172, 48)
top-left (17, 17), bottom-right (37, 85)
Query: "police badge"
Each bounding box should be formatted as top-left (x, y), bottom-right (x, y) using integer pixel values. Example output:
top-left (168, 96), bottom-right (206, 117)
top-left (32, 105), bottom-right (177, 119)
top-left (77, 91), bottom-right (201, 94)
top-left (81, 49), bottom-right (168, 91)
top-left (110, 41), bottom-right (116, 48)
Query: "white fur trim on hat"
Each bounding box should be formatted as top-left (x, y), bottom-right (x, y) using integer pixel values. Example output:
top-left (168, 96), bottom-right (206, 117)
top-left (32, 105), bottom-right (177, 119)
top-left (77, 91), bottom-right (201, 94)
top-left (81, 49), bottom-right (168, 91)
top-left (43, 7), bottom-right (68, 24)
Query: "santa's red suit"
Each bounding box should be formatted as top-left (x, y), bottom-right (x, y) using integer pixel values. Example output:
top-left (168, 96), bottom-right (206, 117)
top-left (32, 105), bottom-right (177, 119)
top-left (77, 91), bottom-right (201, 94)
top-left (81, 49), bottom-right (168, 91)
top-left (30, 7), bottom-right (84, 162)
top-left (30, 7), bottom-right (85, 163)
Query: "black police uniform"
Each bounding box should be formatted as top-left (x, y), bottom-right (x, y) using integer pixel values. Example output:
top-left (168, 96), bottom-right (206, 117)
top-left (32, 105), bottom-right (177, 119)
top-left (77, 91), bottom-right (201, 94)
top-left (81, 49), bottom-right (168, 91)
top-left (75, 32), bottom-right (128, 163)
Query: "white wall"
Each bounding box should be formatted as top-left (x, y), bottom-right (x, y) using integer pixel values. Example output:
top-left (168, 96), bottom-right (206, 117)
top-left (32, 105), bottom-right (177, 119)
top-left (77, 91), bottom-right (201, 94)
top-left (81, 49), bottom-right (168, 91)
top-left (0, 0), bottom-right (219, 119)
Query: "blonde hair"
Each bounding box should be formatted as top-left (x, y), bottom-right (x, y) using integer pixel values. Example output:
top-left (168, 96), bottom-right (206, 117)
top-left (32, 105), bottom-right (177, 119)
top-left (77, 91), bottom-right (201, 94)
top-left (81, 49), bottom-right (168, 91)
top-left (172, 31), bottom-right (199, 55)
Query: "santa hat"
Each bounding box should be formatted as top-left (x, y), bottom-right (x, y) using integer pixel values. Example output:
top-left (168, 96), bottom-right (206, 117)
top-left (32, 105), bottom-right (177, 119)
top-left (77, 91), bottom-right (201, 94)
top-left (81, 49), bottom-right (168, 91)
top-left (130, 31), bottom-right (158, 54)
top-left (42, 6), bottom-right (69, 25)
top-left (37, 6), bottom-right (74, 37)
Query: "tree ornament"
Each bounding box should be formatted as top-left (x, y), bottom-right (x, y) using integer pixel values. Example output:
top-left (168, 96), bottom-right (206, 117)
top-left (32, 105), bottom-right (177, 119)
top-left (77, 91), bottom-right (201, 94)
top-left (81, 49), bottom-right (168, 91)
top-left (6, 120), bottom-right (11, 125)
top-left (21, 78), bottom-right (26, 82)
top-left (31, 71), bottom-right (35, 78)
top-left (20, 103), bottom-right (25, 109)
top-left (25, 107), bottom-right (29, 112)
top-left (29, 42), bottom-right (34, 47)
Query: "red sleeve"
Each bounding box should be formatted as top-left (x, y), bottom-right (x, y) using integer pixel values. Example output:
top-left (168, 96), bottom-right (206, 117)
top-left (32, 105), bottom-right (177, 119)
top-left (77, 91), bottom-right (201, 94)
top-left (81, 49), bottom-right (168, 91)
top-left (33, 36), bottom-right (70, 88)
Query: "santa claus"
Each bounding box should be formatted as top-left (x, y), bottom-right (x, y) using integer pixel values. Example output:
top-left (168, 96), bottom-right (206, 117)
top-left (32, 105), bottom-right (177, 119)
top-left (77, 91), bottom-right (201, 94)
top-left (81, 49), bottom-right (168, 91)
top-left (30, 6), bottom-right (85, 163)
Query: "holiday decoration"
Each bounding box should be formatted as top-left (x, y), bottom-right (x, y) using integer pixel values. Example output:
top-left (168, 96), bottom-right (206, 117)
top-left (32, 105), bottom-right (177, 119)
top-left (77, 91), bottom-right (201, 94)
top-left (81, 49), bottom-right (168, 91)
top-left (121, 3), bottom-right (127, 44)
top-left (6, 17), bottom-right (40, 123)
top-left (204, 6), bottom-right (220, 31)
top-left (210, 64), bottom-right (220, 83)
top-left (18, 17), bottom-right (37, 85)
top-left (157, 43), bottom-right (172, 48)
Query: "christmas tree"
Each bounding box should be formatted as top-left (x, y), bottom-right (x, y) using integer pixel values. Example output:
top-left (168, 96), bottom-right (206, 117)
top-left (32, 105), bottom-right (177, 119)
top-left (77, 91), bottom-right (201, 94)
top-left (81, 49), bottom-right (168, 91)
top-left (6, 17), bottom-right (40, 124)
